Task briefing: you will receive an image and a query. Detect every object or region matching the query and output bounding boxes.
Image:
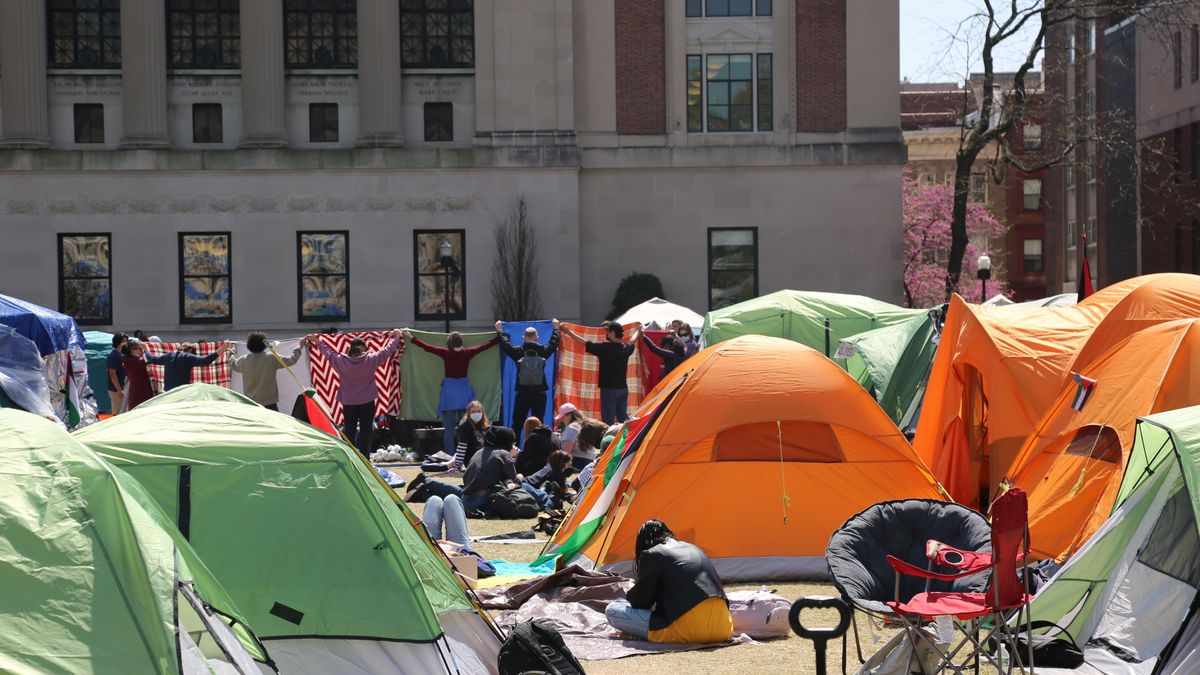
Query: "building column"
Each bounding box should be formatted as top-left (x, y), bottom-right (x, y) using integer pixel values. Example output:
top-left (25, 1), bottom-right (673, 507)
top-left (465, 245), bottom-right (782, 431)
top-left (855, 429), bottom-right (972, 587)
top-left (356, 0), bottom-right (405, 147)
top-left (119, 0), bottom-right (170, 148)
top-left (665, 0), bottom-right (686, 144)
top-left (0, 0), bottom-right (50, 148)
top-left (239, 0), bottom-right (288, 148)
top-left (772, 0), bottom-right (796, 139)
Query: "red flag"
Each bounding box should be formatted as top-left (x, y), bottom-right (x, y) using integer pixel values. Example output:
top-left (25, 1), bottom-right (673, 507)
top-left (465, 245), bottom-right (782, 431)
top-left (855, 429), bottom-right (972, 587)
top-left (1078, 253), bottom-right (1095, 302)
top-left (304, 390), bottom-right (340, 437)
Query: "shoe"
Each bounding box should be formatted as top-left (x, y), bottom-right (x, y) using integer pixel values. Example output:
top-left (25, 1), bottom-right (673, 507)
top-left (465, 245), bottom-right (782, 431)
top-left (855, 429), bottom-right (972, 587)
top-left (408, 472), bottom-right (427, 492)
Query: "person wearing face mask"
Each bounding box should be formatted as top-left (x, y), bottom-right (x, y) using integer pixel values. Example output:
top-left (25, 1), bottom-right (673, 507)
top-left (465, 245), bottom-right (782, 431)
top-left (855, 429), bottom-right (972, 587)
top-left (403, 329), bottom-right (500, 456)
top-left (315, 329), bottom-right (404, 457)
top-left (453, 400), bottom-right (490, 470)
top-left (120, 339), bottom-right (156, 410)
top-left (677, 323), bottom-right (699, 358)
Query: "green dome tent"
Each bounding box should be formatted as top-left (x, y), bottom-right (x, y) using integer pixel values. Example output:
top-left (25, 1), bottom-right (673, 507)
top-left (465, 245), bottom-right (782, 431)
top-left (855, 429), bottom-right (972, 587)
top-left (838, 312), bottom-right (940, 429)
top-left (0, 409), bottom-right (270, 674)
top-left (83, 330), bottom-right (115, 413)
top-left (74, 384), bottom-right (502, 675)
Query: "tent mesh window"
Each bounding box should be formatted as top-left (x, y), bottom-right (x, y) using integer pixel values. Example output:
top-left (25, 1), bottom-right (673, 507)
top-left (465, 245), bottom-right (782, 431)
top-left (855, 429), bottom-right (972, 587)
top-left (1065, 425), bottom-right (1123, 463)
top-left (713, 421), bottom-right (844, 462)
top-left (1137, 484), bottom-right (1200, 587)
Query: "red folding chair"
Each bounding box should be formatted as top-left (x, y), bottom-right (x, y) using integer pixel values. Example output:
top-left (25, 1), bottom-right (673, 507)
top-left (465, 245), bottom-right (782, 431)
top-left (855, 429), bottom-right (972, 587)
top-left (886, 487), bottom-right (1034, 674)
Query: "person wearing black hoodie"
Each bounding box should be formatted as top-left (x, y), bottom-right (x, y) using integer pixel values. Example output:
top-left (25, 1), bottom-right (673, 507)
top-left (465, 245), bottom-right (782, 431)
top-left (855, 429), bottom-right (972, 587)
top-left (516, 416), bottom-right (560, 476)
top-left (496, 320), bottom-right (560, 431)
top-left (406, 426), bottom-right (521, 515)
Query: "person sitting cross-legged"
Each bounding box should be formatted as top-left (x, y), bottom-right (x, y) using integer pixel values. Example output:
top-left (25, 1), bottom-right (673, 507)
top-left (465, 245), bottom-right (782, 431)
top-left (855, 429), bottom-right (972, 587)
top-left (605, 519), bottom-right (733, 644)
top-left (521, 450), bottom-right (574, 513)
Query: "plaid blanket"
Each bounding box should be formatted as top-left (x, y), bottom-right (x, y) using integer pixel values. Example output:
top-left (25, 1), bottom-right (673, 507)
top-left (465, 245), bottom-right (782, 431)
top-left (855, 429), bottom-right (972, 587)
top-left (143, 341), bottom-right (232, 391)
top-left (307, 331), bottom-right (404, 425)
top-left (554, 323), bottom-right (644, 421)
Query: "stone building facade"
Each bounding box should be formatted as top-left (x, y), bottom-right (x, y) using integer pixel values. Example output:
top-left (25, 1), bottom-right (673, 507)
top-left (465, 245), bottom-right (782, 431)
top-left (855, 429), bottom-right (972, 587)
top-left (0, 0), bottom-right (905, 338)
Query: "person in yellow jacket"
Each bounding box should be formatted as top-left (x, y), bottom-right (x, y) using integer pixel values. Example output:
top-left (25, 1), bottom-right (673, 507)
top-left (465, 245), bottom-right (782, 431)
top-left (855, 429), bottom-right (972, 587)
top-left (605, 520), bottom-right (734, 643)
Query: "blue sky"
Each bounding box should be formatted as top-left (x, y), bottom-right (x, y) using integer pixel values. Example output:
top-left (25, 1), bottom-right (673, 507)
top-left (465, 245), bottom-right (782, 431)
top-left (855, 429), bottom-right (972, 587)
top-left (900, 0), bottom-right (1043, 83)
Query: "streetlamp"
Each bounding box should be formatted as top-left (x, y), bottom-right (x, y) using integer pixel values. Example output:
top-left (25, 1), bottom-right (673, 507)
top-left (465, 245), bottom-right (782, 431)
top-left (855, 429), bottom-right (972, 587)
top-left (439, 240), bottom-right (455, 333)
top-left (976, 252), bottom-right (992, 302)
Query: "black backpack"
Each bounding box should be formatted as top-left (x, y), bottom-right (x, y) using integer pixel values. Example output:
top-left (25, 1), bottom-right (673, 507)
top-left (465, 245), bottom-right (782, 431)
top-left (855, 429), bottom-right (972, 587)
top-left (517, 353), bottom-right (547, 387)
top-left (498, 620), bottom-right (586, 675)
top-left (487, 487), bottom-right (539, 518)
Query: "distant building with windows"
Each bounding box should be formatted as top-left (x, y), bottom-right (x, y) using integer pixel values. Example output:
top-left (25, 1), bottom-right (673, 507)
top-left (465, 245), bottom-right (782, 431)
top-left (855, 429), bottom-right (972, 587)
top-left (0, 0), bottom-right (906, 337)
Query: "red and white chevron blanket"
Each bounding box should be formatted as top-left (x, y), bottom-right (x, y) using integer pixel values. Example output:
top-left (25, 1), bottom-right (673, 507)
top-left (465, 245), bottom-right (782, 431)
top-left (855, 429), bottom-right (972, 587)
top-left (307, 331), bottom-right (404, 425)
top-left (143, 341), bottom-right (232, 391)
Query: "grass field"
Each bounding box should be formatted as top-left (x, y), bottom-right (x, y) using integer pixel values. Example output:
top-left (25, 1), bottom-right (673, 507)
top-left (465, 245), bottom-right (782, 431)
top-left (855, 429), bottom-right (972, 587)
top-left (391, 465), bottom-right (908, 674)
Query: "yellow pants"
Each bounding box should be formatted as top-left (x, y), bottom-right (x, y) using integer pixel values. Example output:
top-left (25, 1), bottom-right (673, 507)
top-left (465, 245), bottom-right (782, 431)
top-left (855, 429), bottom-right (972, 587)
top-left (648, 597), bottom-right (734, 644)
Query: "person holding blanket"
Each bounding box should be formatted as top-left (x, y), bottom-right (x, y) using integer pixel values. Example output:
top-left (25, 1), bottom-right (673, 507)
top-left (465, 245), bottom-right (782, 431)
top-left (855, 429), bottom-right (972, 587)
top-left (403, 329), bottom-right (500, 456)
top-left (316, 330), bottom-right (403, 457)
top-left (560, 321), bottom-right (641, 424)
top-left (495, 319), bottom-right (560, 429)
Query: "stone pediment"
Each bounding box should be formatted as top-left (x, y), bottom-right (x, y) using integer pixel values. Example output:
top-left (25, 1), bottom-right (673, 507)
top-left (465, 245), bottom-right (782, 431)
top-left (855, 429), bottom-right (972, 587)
top-left (696, 23), bottom-right (762, 50)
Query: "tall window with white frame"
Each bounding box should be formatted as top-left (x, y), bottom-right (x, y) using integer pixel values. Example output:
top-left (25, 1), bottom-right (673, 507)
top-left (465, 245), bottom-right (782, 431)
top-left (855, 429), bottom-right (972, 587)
top-left (1023, 238), bottom-right (1044, 274)
top-left (708, 228), bottom-right (758, 310)
top-left (48, 0), bottom-right (121, 68)
top-left (1022, 178), bottom-right (1043, 211)
top-left (688, 54), bottom-right (773, 133)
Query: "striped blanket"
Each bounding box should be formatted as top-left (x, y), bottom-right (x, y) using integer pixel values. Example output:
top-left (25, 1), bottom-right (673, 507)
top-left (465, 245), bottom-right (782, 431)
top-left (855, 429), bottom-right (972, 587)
top-left (143, 341), bottom-right (232, 391)
top-left (307, 331), bottom-right (404, 425)
top-left (554, 323), bottom-right (644, 421)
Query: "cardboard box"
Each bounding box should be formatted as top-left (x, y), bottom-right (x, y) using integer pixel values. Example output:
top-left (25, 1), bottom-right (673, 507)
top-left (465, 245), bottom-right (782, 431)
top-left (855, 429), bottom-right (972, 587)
top-left (447, 553), bottom-right (478, 582)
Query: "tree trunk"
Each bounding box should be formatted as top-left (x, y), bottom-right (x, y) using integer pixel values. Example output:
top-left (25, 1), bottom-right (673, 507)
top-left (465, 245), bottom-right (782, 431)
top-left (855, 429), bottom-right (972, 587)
top-left (945, 149), bottom-right (980, 302)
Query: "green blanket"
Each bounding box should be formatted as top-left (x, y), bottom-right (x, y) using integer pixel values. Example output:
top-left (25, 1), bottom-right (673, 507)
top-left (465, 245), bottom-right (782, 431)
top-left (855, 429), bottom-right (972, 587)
top-left (399, 330), bottom-right (503, 421)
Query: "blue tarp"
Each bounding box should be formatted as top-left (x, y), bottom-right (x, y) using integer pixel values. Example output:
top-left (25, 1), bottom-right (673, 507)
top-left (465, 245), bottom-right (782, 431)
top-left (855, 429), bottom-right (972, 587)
top-left (499, 321), bottom-right (557, 434)
top-left (0, 293), bottom-right (86, 357)
top-left (0, 325), bottom-right (56, 419)
top-left (84, 330), bottom-right (115, 414)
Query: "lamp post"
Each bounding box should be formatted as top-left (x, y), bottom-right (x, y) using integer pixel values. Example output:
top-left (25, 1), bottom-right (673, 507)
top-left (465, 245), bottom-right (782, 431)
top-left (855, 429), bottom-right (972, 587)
top-left (439, 240), bottom-right (454, 333)
top-left (976, 252), bottom-right (992, 302)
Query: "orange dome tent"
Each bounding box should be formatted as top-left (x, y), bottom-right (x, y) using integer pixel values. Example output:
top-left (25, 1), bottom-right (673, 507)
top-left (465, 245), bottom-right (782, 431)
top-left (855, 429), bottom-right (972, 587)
top-left (539, 335), bottom-right (947, 581)
top-left (914, 274), bottom-right (1200, 509)
top-left (1007, 318), bottom-right (1200, 561)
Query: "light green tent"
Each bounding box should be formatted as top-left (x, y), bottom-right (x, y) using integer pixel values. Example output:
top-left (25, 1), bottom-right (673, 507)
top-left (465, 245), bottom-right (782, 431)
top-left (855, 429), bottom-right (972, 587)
top-left (1024, 406), bottom-right (1200, 674)
top-left (701, 290), bottom-right (924, 356)
top-left (141, 381), bottom-right (261, 408)
top-left (839, 312), bottom-right (939, 428)
top-left (0, 408), bottom-right (269, 674)
top-left (399, 330), bottom-right (501, 421)
top-left (75, 385), bottom-right (501, 675)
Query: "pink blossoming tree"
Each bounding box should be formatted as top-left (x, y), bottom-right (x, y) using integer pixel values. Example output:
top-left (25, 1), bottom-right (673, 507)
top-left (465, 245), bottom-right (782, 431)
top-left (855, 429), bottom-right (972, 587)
top-left (903, 171), bottom-right (1009, 307)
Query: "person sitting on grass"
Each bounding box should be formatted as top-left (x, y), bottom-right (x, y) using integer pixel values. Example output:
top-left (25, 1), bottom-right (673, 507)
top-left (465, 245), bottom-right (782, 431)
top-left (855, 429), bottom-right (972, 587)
top-left (521, 450), bottom-right (575, 513)
top-left (405, 426), bottom-right (521, 516)
top-left (516, 416), bottom-right (560, 477)
top-left (605, 519), bottom-right (733, 644)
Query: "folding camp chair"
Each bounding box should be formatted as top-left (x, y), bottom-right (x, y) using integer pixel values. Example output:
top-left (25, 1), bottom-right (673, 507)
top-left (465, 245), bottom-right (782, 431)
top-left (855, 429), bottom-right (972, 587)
top-left (825, 499), bottom-right (993, 674)
top-left (887, 487), bottom-right (1034, 674)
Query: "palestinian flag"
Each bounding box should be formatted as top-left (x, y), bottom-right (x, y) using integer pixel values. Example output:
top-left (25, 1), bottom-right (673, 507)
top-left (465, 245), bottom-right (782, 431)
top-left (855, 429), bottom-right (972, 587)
top-left (65, 356), bottom-right (82, 427)
top-left (1071, 372), bottom-right (1097, 411)
top-left (300, 389), bottom-right (340, 437)
top-left (533, 394), bottom-right (673, 568)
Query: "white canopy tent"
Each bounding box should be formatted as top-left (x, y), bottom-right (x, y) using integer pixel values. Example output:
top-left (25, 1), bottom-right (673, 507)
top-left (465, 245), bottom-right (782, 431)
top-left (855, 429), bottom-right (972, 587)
top-left (615, 297), bottom-right (704, 330)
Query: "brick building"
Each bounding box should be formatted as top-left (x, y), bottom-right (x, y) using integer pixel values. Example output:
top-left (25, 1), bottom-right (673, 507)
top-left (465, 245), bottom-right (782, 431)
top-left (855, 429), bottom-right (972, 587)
top-left (0, 0), bottom-right (906, 338)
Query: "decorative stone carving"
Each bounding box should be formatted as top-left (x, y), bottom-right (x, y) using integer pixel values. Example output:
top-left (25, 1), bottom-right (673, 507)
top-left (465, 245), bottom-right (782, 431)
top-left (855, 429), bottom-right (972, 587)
top-left (47, 200), bottom-right (78, 214)
top-left (128, 198), bottom-right (161, 213)
top-left (6, 199), bottom-right (40, 214)
top-left (210, 197), bottom-right (240, 212)
top-left (247, 196), bottom-right (279, 212)
top-left (365, 197), bottom-right (395, 211)
top-left (287, 197), bottom-right (319, 212)
top-left (323, 196), bottom-right (357, 212)
top-left (168, 198), bottom-right (199, 213)
top-left (404, 196), bottom-right (437, 211)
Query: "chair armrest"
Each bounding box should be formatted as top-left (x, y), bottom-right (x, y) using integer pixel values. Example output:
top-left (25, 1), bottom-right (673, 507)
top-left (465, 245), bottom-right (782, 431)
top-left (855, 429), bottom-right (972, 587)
top-left (886, 554), bottom-right (976, 582)
top-left (927, 540), bottom-right (992, 574)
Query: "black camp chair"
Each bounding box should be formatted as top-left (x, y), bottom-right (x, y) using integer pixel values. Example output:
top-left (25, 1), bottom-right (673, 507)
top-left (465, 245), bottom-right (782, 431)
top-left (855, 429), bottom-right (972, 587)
top-left (824, 498), bottom-right (993, 673)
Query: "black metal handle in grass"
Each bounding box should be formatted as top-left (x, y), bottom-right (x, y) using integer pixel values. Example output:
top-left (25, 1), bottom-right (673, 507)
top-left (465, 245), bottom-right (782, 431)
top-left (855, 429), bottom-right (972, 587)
top-left (790, 596), bottom-right (852, 675)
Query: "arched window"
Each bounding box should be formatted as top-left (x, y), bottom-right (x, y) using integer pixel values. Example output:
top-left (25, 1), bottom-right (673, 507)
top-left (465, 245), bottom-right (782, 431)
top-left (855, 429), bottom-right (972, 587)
top-left (48, 0), bottom-right (121, 68)
top-left (400, 0), bottom-right (474, 69)
top-left (168, 0), bottom-right (241, 69)
top-left (284, 0), bottom-right (357, 68)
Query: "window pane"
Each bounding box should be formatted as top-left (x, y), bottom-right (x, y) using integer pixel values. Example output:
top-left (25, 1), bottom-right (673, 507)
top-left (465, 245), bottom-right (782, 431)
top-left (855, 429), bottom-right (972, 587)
top-left (728, 0), bottom-right (752, 15)
top-left (757, 54), bottom-right (772, 131)
top-left (706, 0), bottom-right (728, 16)
top-left (414, 231), bottom-right (466, 319)
top-left (192, 103), bottom-right (223, 143)
top-left (756, 0), bottom-right (771, 15)
top-left (299, 231), bottom-right (349, 321)
top-left (1024, 123), bottom-right (1042, 150)
top-left (167, 0), bottom-right (241, 68)
top-left (179, 233), bottom-right (232, 323)
top-left (710, 270), bottom-right (756, 309)
top-left (707, 106), bottom-right (729, 131)
top-left (708, 81), bottom-right (730, 105)
top-left (729, 55), bottom-right (752, 80)
top-left (73, 103), bottom-right (104, 143)
top-left (284, 0), bottom-right (357, 68)
top-left (1023, 239), bottom-right (1044, 273)
top-left (706, 55), bottom-right (728, 81)
top-left (49, 1), bottom-right (122, 68)
top-left (309, 103), bottom-right (338, 142)
top-left (687, 55), bottom-right (701, 81)
top-left (400, 0), bottom-right (475, 68)
top-left (730, 105), bottom-right (753, 131)
top-left (730, 81), bottom-right (752, 105)
top-left (686, 0), bottom-right (701, 17)
top-left (424, 101), bottom-right (454, 141)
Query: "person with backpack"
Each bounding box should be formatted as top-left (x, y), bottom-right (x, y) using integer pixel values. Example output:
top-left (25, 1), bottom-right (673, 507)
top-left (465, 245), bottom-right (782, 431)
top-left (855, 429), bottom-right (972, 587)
top-left (406, 426), bottom-right (524, 516)
top-left (605, 519), bottom-right (733, 644)
top-left (496, 320), bottom-right (560, 431)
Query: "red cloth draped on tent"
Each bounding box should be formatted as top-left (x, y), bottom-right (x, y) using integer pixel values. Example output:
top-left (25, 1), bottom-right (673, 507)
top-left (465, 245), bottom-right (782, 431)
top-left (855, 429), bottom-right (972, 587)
top-left (307, 331), bottom-right (403, 425)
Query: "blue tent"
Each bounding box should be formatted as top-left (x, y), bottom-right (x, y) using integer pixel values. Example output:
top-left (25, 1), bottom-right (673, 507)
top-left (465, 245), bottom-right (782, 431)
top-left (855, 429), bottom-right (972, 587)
top-left (0, 294), bottom-right (86, 357)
